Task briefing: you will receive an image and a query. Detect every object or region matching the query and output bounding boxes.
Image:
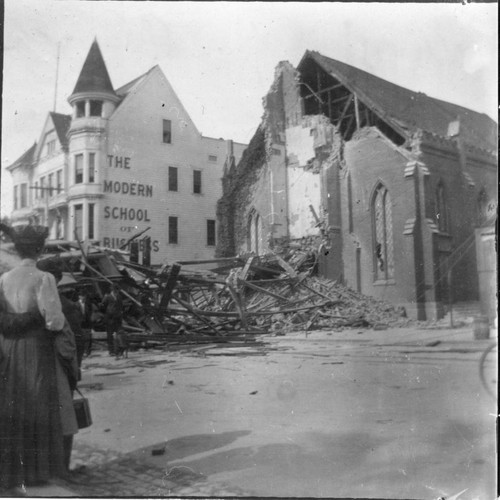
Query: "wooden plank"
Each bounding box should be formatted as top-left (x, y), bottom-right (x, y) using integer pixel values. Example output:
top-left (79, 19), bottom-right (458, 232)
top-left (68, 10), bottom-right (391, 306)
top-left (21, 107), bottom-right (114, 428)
top-left (159, 263), bottom-right (181, 309)
top-left (238, 278), bottom-right (290, 302)
top-left (175, 257), bottom-right (244, 265)
top-left (354, 94), bottom-right (360, 130)
top-left (309, 204), bottom-right (321, 225)
top-left (336, 95), bottom-right (353, 127)
top-left (272, 253), bottom-right (298, 278)
top-left (240, 256), bottom-right (255, 281)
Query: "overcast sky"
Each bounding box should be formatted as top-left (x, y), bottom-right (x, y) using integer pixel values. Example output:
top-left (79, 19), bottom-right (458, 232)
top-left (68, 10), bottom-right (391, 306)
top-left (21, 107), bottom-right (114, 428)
top-left (1, 0), bottom-right (498, 215)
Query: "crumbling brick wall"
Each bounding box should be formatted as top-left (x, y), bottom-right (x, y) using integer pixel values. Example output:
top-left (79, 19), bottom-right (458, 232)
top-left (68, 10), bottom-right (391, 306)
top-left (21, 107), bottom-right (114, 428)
top-left (216, 126), bottom-right (267, 257)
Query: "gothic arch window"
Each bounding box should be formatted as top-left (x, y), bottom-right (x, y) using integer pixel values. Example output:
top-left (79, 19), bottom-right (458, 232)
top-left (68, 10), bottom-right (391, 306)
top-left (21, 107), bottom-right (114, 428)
top-left (435, 180), bottom-right (449, 233)
top-left (372, 183), bottom-right (394, 280)
top-left (247, 212), bottom-right (254, 253)
top-left (247, 210), bottom-right (262, 255)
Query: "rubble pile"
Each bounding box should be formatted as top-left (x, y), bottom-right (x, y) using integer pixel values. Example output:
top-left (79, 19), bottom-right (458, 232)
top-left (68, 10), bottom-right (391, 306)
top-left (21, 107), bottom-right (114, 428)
top-left (204, 253), bottom-right (409, 334)
top-left (2, 238), bottom-right (408, 347)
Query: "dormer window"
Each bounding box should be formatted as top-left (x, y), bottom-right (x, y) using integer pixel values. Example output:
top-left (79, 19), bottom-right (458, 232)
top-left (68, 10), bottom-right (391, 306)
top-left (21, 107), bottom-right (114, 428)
top-left (90, 100), bottom-right (103, 117)
top-left (76, 101), bottom-right (85, 118)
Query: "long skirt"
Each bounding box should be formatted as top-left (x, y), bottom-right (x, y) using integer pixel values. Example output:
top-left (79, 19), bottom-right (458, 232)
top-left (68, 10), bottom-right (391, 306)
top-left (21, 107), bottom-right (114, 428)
top-left (0, 327), bottom-right (65, 489)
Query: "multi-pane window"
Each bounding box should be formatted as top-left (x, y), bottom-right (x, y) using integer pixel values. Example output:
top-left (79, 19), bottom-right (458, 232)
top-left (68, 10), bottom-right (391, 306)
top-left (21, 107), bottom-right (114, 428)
top-left (207, 220), bottom-right (216, 246)
top-left (168, 216), bottom-right (178, 244)
top-left (193, 170), bottom-right (202, 194)
top-left (435, 181), bottom-right (449, 233)
top-left (74, 204), bottom-right (83, 240)
top-left (247, 211), bottom-right (262, 254)
top-left (48, 173), bottom-right (54, 196)
top-left (89, 100), bottom-right (102, 117)
top-left (75, 154), bottom-right (84, 184)
top-left (168, 166), bottom-right (178, 191)
top-left (372, 184), bottom-right (394, 280)
top-left (56, 170), bottom-right (62, 193)
top-left (40, 177), bottom-right (45, 199)
top-left (88, 203), bottom-right (95, 240)
top-left (14, 186), bottom-right (18, 210)
top-left (47, 140), bottom-right (56, 155)
top-left (163, 119), bottom-right (172, 144)
top-left (89, 153), bottom-right (96, 183)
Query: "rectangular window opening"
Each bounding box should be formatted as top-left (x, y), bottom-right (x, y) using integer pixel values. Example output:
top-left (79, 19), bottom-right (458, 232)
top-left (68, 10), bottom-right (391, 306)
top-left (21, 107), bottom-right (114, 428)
top-left (208, 155), bottom-right (217, 162)
top-left (168, 166), bottom-right (178, 191)
top-left (47, 140), bottom-right (56, 155)
top-left (76, 101), bottom-right (85, 118)
top-left (48, 173), bottom-right (54, 197)
top-left (193, 170), bottom-right (202, 194)
top-left (40, 177), bottom-right (45, 199)
top-left (14, 186), bottom-right (18, 210)
top-left (89, 100), bottom-right (102, 117)
top-left (168, 216), bottom-right (178, 244)
top-left (74, 204), bottom-right (83, 240)
top-left (56, 170), bottom-right (62, 193)
top-left (207, 219), bottom-right (216, 246)
top-left (89, 153), bottom-right (96, 183)
top-left (163, 119), bottom-right (172, 144)
top-left (88, 203), bottom-right (95, 240)
top-left (20, 184), bottom-right (27, 208)
top-left (75, 154), bottom-right (84, 184)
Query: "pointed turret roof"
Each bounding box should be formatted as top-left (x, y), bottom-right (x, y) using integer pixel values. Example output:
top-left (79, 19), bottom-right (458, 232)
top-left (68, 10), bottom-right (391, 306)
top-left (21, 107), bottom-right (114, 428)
top-left (71, 39), bottom-right (116, 96)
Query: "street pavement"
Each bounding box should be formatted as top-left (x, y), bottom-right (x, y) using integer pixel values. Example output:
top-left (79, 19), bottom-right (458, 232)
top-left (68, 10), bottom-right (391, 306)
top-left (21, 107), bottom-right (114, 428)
top-left (22, 325), bottom-right (497, 499)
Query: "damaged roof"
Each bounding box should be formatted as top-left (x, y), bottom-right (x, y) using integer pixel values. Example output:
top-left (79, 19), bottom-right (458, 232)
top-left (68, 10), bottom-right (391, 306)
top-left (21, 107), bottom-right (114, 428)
top-left (302, 50), bottom-right (497, 152)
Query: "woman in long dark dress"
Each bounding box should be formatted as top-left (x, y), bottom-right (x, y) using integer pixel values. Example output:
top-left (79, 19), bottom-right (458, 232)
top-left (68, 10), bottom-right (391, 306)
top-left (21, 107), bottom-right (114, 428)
top-left (0, 225), bottom-right (67, 495)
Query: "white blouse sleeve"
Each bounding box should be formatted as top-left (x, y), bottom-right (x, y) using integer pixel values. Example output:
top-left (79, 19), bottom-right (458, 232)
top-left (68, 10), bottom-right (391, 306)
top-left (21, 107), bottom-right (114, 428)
top-left (37, 272), bottom-right (65, 331)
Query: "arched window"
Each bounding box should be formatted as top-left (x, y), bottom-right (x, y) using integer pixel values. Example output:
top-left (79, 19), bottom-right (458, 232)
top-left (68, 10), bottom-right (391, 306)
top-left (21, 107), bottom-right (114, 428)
top-left (435, 180), bottom-right (449, 232)
top-left (247, 212), bottom-right (255, 253)
top-left (247, 210), bottom-right (263, 255)
top-left (372, 184), bottom-right (394, 280)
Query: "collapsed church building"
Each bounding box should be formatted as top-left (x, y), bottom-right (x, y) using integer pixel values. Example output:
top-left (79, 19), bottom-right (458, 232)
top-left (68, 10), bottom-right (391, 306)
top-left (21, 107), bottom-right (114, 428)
top-left (217, 50), bottom-right (497, 321)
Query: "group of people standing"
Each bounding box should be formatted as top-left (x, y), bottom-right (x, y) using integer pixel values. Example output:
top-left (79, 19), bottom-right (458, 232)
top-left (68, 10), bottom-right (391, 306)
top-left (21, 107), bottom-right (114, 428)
top-left (0, 224), bottom-right (122, 496)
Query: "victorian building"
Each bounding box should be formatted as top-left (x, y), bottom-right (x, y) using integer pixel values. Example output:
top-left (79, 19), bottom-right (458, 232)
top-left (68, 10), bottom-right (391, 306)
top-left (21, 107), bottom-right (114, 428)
top-left (217, 51), bottom-right (497, 320)
top-left (7, 39), bottom-right (246, 265)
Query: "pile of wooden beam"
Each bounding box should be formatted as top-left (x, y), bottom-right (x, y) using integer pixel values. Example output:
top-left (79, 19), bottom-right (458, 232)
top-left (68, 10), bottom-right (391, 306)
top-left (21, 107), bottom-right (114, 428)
top-left (35, 245), bottom-right (408, 346)
top-left (121, 251), bottom-right (408, 339)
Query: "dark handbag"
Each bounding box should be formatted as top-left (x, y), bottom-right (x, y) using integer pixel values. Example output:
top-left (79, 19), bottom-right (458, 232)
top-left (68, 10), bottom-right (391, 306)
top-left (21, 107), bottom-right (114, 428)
top-left (73, 388), bottom-right (92, 429)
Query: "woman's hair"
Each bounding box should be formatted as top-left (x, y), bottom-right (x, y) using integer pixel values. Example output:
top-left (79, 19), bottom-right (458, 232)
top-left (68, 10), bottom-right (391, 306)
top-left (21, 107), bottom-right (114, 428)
top-left (36, 258), bottom-right (63, 282)
top-left (14, 243), bottom-right (44, 260)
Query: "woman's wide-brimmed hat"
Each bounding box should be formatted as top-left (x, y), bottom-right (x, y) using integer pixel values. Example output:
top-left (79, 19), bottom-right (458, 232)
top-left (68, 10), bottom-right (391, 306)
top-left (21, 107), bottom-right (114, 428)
top-left (0, 223), bottom-right (49, 248)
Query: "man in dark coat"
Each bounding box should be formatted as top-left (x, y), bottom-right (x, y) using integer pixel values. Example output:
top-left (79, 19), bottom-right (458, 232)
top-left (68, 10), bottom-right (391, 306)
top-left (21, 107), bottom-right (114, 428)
top-left (101, 284), bottom-right (123, 356)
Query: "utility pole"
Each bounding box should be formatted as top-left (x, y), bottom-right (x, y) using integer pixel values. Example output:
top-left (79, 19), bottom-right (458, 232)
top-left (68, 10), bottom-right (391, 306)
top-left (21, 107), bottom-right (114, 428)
top-left (53, 42), bottom-right (61, 112)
